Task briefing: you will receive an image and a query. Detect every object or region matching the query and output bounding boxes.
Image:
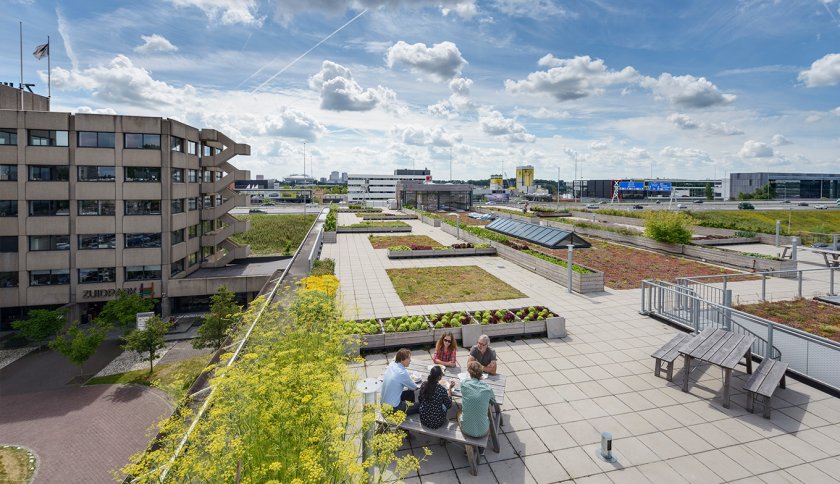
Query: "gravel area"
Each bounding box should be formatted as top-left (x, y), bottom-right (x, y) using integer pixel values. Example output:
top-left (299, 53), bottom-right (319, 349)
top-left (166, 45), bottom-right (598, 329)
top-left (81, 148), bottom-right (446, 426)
top-left (0, 347), bottom-right (36, 370)
top-left (93, 342), bottom-right (178, 377)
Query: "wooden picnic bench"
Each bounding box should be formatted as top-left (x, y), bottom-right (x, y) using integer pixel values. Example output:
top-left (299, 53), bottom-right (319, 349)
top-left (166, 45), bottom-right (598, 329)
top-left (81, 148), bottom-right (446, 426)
top-left (743, 359), bottom-right (789, 418)
top-left (398, 413), bottom-right (491, 476)
top-left (806, 247), bottom-right (840, 268)
top-left (679, 328), bottom-right (755, 408)
top-left (651, 332), bottom-right (693, 381)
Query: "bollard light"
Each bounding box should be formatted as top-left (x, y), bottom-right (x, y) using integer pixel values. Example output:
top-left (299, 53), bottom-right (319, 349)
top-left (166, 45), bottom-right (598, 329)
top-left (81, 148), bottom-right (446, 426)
top-left (595, 431), bottom-right (616, 463)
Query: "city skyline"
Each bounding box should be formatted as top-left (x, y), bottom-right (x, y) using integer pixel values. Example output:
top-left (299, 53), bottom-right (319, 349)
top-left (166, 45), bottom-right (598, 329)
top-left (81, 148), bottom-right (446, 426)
top-left (2, 1), bottom-right (840, 181)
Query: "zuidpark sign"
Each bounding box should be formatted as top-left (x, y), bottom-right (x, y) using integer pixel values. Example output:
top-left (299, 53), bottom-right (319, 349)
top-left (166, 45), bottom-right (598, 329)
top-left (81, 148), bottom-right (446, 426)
top-left (81, 282), bottom-right (156, 299)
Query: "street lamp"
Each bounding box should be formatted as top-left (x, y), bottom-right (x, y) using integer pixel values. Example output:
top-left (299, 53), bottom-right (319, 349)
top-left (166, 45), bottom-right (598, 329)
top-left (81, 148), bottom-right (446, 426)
top-left (448, 213), bottom-right (460, 241)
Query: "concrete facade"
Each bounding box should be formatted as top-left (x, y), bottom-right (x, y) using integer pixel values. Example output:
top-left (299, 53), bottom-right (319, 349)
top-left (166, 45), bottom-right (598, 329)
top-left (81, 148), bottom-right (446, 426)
top-left (0, 108), bottom-right (251, 326)
top-left (728, 172), bottom-right (840, 200)
top-left (347, 173), bottom-right (429, 206)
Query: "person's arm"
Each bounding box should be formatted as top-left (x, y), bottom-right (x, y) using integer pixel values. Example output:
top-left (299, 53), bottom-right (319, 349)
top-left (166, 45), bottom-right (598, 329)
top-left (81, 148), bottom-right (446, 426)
top-left (399, 367), bottom-right (417, 390)
top-left (432, 349), bottom-right (442, 365)
top-left (484, 359), bottom-right (497, 375)
top-left (444, 382), bottom-right (454, 407)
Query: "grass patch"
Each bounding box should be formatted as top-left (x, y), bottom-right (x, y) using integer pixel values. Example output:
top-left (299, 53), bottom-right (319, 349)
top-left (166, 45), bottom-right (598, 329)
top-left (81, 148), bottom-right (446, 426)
top-left (0, 446), bottom-right (35, 484)
top-left (368, 235), bottom-right (443, 249)
top-left (692, 210), bottom-right (840, 236)
top-left (310, 258), bottom-right (335, 276)
top-left (86, 353), bottom-right (214, 402)
top-left (231, 214), bottom-right (317, 255)
top-left (340, 221), bottom-right (409, 228)
top-left (735, 298), bottom-right (840, 342)
top-left (386, 266), bottom-right (525, 305)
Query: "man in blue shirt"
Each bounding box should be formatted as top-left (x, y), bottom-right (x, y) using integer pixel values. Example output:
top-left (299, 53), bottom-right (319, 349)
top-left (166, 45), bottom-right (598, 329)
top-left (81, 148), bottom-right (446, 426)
top-left (381, 348), bottom-right (419, 414)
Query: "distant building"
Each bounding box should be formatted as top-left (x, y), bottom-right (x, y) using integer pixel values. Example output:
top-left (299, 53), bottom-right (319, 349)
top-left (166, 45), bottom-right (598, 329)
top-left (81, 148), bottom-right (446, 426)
top-left (283, 173), bottom-right (315, 185)
top-left (341, 172), bottom-right (348, 183)
top-left (396, 181), bottom-right (472, 212)
top-left (394, 168), bottom-right (431, 176)
top-left (728, 173), bottom-right (840, 200)
top-left (516, 165), bottom-right (534, 193)
top-left (255, 174), bottom-right (264, 180)
top-left (572, 178), bottom-right (723, 200)
top-left (347, 172), bottom-right (429, 206)
top-left (329, 171), bottom-right (340, 182)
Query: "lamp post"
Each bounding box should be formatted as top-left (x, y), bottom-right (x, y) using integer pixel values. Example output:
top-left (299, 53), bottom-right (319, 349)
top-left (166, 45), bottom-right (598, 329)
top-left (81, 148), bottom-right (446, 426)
top-left (448, 213), bottom-right (460, 241)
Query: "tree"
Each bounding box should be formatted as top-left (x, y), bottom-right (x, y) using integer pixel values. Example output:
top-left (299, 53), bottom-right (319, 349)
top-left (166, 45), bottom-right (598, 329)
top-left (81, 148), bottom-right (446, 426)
top-left (192, 287), bottom-right (242, 350)
top-left (49, 321), bottom-right (107, 377)
top-left (95, 290), bottom-right (155, 331)
top-left (11, 308), bottom-right (66, 347)
top-left (123, 316), bottom-right (171, 375)
top-left (704, 182), bottom-right (713, 200)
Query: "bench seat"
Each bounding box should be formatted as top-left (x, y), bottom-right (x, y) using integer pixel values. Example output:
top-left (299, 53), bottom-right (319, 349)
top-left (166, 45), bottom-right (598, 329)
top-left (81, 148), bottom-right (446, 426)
top-left (399, 414), bottom-right (488, 475)
top-left (743, 359), bottom-right (788, 418)
top-left (652, 332), bottom-right (693, 381)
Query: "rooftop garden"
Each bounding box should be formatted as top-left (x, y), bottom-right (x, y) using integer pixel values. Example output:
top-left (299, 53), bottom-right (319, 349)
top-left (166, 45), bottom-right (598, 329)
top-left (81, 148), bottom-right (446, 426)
top-left (386, 265), bottom-right (526, 305)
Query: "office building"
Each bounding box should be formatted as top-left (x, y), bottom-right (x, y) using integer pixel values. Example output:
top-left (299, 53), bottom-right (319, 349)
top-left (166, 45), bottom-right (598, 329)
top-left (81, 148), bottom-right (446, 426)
top-left (347, 170), bottom-right (430, 206)
top-left (396, 181), bottom-right (472, 212)
top-left (728, 173), bottom-right (840, 200)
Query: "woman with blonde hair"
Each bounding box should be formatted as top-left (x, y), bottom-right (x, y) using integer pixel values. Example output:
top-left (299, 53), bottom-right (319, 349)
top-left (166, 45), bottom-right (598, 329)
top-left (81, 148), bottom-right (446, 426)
top-left (433, 331), bottom-right (458, 368)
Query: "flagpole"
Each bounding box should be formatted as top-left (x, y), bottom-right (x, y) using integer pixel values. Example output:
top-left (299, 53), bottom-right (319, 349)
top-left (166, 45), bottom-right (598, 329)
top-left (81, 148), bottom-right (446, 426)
top-left (19, 21), bottom-right (24, 110)
top-left (47, 35), bottom-right (51, 99)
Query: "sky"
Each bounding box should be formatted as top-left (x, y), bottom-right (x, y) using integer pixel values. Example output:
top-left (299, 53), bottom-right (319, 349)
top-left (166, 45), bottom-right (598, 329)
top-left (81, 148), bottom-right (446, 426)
top-left (2, 0), bottom-right (840, 183)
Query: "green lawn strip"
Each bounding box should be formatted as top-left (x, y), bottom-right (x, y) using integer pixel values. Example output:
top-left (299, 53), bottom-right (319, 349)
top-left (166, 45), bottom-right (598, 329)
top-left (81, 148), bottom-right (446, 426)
top-left (340, 221), bottom-right (409, 228)
top-left (734, 299), bottom-right (840, 342)
top-left (692, 210), bottom-right (840, 235)
top-left (231, 214), bottom-right (317, 255)
top-left (0, 446), bottom-right (35, 484)
top-left (386, 266), bottom-right (526, 305)
top-left (86, 353), bottom-right (214, 402)
top-left (368, 235), bottom-right (444, 249)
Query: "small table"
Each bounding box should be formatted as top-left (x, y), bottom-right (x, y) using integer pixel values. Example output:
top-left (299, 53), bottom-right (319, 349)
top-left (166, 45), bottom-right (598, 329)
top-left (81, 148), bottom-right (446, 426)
top-left (405, 362), bottom-right (506, 452)
top-left (679, 328), bottom-right (755, 408)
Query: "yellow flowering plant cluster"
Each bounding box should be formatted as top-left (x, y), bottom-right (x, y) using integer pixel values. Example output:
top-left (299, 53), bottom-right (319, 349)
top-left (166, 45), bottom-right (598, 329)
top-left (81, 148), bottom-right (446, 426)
top-left (121, 285), bottom-right (420, 483)
top-left (299, 274), bottom-right (340, 298)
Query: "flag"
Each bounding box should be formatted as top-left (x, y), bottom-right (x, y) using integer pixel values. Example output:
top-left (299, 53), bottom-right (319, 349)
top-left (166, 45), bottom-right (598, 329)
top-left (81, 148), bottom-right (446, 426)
top-left (33, 42), bottom-right (49, 60)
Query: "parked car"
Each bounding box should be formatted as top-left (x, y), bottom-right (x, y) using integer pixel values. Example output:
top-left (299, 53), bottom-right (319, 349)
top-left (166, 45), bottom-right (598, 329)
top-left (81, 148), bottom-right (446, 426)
top-left (632, 204), bottom-right (644, 210)
top-left (585, 203), bottom-right (599, 209)
top-left (798, 202), bottom-right (809, 206)
top-left (693, 200), bottom-right (704, 204)
top-left (814, 204), bottom-right (828, 210)
top-left (676, 204), bottom-right (687, 209)
top-left (782, 200), bottom-right (791, 204)
top-left (738, 202), bottom-right (755, 210)
top-left (249, 208), bottom-right (267, 213)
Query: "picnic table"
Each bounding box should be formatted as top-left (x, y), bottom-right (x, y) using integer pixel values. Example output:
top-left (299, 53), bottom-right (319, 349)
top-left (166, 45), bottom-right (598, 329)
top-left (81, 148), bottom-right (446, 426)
top-left (404, 362), bottom-right (506, 452)
top-left (679, 328), bottom-right (755, 408)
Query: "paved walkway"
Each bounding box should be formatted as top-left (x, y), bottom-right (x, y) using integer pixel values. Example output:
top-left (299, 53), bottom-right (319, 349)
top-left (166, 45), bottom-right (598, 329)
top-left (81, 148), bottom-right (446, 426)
top-left (327, 214), bottom-right (840, 483)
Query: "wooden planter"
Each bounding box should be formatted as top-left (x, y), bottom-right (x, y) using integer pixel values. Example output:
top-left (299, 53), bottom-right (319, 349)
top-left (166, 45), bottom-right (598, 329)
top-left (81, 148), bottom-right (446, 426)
top-left (337, 226), bottom-right (412, 233)
top-left (323, 231), bottom-right (337, 243)
top-left (461, 323), bottom-right (483, 347)
top-left (362, 215), bottom-right (418, 221)
top-left (521, 320), bottom-right (547, 336)
top-left (387, 247), bottom-right (497, 259)
top-left (383, 329), bottom-right (435, 347)
top-left (545, 316), bottom-right (566, 338)
top-left (433, 326), bottom-right (464, 342)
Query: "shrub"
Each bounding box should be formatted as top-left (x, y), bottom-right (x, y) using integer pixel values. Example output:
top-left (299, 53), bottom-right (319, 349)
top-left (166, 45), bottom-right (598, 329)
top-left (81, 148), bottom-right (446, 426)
top-left (324, 206), bottom-right (337, 231)
top-left (310, 258), bottom-right (335, 276)
top-left (643, 211), bottom-right (695, 244)
top-left (299, 274), bottom-right (340, 297)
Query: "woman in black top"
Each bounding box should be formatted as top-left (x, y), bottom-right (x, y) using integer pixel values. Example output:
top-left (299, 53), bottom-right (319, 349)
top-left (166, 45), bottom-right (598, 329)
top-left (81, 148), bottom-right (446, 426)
top-left (418, 366), bottom-right (454, 429)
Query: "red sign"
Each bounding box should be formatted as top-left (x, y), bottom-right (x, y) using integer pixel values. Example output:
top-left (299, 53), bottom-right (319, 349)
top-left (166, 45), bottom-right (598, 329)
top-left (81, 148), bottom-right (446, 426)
top-left (425, 175), bottom-right (432, 184)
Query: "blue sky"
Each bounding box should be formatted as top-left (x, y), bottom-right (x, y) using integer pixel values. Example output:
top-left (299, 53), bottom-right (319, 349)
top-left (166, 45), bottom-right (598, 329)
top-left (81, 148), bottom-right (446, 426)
top-left (3, 0), bottom-right (840, 182)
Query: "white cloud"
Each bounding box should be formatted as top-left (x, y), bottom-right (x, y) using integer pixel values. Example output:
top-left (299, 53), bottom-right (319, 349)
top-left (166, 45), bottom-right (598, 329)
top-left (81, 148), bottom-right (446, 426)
top-left (641, 73), bottom-right (736, 108)
top-left (440, 1), bottom-right (477, 18)
top-left (49, 55), bottom-right (195, 107)
top-left (659, 146), bottom-right (713, 163)
top-left (134, 34), bottom-right (178, 54)
top-left (798, 53), bottom-right (840, 87)
top-left (513, 107), bottom-right (570, 119)
top-left (705, 122), bottom-right (743, 136)
top-left (739, 140), bottom-right (774, 158)
top-left (668, 113), bottom-right (699, 129)
top-left (391, 125), bottom-right (462, 147)
top-left (589, 141), bottom-right (609, 151)
top-left (427, 102), bottom-right (455, 119)
top-left (309, 60), bottom-right (395, 111)
top-left (479, 110), bottom-right (535, 143)
top-left (269, 0), bottom-right (478, 24)
top-left (668, 113), bottom-right (742, 135)
top-left (259, 108), bottom-right (327, 141)
top-left (491, 0), bottom-right (569, 18)
top-left (74, 106), bottom-right (117, 114)
top-left (833, 106), bottom-right (840, 116)
top-left (628, 147), bottom-right (650, 160)
top-left (771, 134), bottom-right (792, 146)
top-left (168, 0), bottom-right (263, 25)
top-left (386, 41), bottom-right (467, 81)
top-left (504, 55), bottom-right (638, 101)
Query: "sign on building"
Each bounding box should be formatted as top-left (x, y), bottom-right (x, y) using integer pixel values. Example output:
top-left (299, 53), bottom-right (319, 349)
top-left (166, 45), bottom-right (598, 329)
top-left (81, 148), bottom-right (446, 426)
top-left (136, 312), bottom-right (154, 330)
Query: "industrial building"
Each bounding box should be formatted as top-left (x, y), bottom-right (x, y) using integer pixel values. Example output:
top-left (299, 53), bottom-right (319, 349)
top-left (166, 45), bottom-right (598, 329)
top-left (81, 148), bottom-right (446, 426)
top-left (728, 173), bottom-right (840, 200)
top-left (572, 178), bottom-right (724, 200)
top-left (396, 181), bottom-right (472, 212)
top-left (347, 169), bottom-right (430, 206)
top-left (515, 165), bottom-right (534, 193)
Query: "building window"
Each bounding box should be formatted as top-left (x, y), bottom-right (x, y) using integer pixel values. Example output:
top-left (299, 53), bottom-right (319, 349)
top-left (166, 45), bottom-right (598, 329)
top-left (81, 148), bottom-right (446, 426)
top-left (188, 252), bottom-right (198, 266)
top-left (0, 128), bottom-right (17, 145)
top-left (187, 169), bottom-right (199, 183)
top-left (0, 165), bottom-right (17, 181)
top-left (78, 165), bottom-right (116, 182)
top-left (171, 258), bottom-right (185, 276)
top-left (29, 200), bottom-right (70, 216)
top-left (79, 267), bottom-right (116, 284)
top-left (171, 229), bottom-right (185, 245)
top-left (188, 224), bottom-right (199, 239)
top-left (187, 140), bottom-right (197, 155)
top-left (0, 236), bottom-right (18, 252)
top-left (0, 200), bottom-right (17, 216)
top-left (78, 200), bottom-right (116, 216)
top-left (28, 130), bottom-right (69, 147)
top-left (30, 269), bottom-right (70, 286)
top-left (124, 133), bottom-right (161, 149)
top-left (171, 168), bottom-right (184, 183)
top-left (125, 233), bottom-right (162, 248)
top-left (28, 165), bottom-right (69, 181)
top-left (77, 131), bottom-right (115, 148)
top-left (171, 199), bottom-right (184, 214)
top-left (0, 271), bottom-right (18, 288)
top-left (124, 167), bottom-right (161, 182)
top-left (29, 235), bottom-right (70, 251)
top-left (125, 265), bottom-right (161, 281)
top-left (78, 233), bottom-right (116, 250)
top-left (124, 200), bottom-right (161, 215)
top-left (171, 136), bottom-right (184, 152)
top-left (187, 198), bottom-right (199, 211)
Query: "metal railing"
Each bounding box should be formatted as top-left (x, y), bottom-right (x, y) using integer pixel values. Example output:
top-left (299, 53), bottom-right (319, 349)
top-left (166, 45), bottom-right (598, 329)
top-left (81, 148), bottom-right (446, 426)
top-left (676, 267), bottom-right (838, 303)
top-left (641, 279), bottom-right (840, 393)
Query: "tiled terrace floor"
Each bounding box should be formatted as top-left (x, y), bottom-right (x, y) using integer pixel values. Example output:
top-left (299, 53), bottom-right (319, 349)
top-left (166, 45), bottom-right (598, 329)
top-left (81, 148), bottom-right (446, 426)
top-left (326, 212), bottom-right (840, 483)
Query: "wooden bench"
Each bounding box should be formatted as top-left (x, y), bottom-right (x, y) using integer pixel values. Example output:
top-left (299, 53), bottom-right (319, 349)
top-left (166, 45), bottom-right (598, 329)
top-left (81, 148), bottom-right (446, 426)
top-left (398, 413), bottom-right (489, 476)
top-left (652, 332), bottom-right (693, 381)
top-left (743, 359), bottom-right (789, 418)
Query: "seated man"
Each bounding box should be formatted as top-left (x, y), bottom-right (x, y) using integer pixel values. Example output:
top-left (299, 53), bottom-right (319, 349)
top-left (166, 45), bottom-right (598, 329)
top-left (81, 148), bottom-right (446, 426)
top-left (381, 347), bottom-right (418, 414)
top-left (459, 361), bottom-right (496, 441)
top-left (467, 334), bottom-right (497, 375)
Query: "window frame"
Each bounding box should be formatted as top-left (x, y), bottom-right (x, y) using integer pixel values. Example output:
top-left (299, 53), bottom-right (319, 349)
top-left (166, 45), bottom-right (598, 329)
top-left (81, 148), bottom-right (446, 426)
top-left (0, 236), bottom-right (18, 253)
top-left (123, 133), bottom-right (161, 150)
top-left (0, 128), bottom-right (17, 146)
top-left (171, 258), bottom-right (185, 276)
top-left (28, 165), bottom-right (69, 182)
top-left (170, 136), bottom-right (184, 152)
top-left (78, 199), bottom-right (116, 216)
top-left (124, 200), bottom-right (161, 216)
top-left (77, 131), bottom-right (116, 148)
top-left (171, 168), bottom-right (184, 183)
top-left (125, 265), bottom-right (162, 281)
top-left (78, 267), bottom-right (116, 284)
top-left (0, 200), bottom-right (17, 217)
top-left (124, 167), bottom-right (161, 183)
top-left (124, 233), bottom-right (162, 249)
top-left (29, 269), bottom-right (70, 286)
top-left (28, 200), bottom-right (70, 216)
top-left (29, 234), bottom-right (70, 251)
top-left (77, 165), bottom-right (116, 182)
top-left (0, 271), bottom-right (18, 288)
top-left (0, 165), bottom-right (17, 181)
top-left (78, 233), bottom-right (117, 250)
top-left (28, 129), bottom-right (69, 147)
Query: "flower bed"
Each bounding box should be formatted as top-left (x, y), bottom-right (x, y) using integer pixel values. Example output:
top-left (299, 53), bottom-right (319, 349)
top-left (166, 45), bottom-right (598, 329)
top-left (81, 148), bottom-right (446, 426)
top-left (381, 315), bottom-right (434, 346)
top-left (337, 221), bottom-right (412, 233)
top-left (386, 243), bottom-right (496, 259)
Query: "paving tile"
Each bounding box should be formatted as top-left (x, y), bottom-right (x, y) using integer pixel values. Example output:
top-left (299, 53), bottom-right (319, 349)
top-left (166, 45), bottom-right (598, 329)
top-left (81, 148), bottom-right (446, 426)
top-left (454, 464), bottom-right (493, 483)
top-left (569, 398), bottom-right (609, 419)
top-left (414, 443), bottom-right (455, 475)
top-left (521, 452), bottom-right (570, 484)
top-left (636, 407), bottom-right (683, 431)
top-left (419, 469), bottom-right (460, 483)
top-left (694, 449), bottom-right (752, 482)
top-left (530, 386), bottom-right (566, 405)
top-left (520, 405), bottom-right (558, 428)
top-left (561, 420), bottom-right (601, 446)
top-left (746, 438), bottom-right (805, 468)
top-left (662, 427), bottom-right (716, 454)
top-left (543, 402), bottom-right (585, 424)
top-left (635, 431), bottom-right (688, 460)
top-left (633, 461), bottom-right (689, 483)
top-left (756, 470), bottom-right (802, 483)
top-left (489, 457), bottom-right (537, 484)
top-left (574, 472), bottom-right (613, 484)
top-left (507, 390), bottom-right (542, 409)
top-left (666, 454), bottom-right (724, 484)
top-left (533, 424), bottom-right (578, 451)
top-left (552, 447), bottom-right (603, 480)
top-left (768, 432), bottom-right (829, 463)
top-left (610, 436), bottom-right (659, 466)
top-left (605, 466), bottom-right (654, 484)
top-left (506, 429), bottom-right (550, 456)
top-left (553, 383), bottom-right (589, 402)
top-left (687, 421), bottom-right (740, 448)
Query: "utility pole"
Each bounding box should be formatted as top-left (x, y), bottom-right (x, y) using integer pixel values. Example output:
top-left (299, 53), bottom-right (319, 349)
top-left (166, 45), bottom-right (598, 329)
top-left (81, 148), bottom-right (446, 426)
top-left (303, 141), bottom-right (306, 178)
top-left (449, 147), bottom-right (452, 182)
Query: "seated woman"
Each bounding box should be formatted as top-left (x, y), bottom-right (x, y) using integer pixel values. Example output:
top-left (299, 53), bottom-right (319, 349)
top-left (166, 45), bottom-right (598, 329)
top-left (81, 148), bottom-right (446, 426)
top-left (418, 366), bottom-right (454, 429)
top-left (433, 331), bottom-right (458, 368)
top-left (458, 361), bottom-right (496, 439)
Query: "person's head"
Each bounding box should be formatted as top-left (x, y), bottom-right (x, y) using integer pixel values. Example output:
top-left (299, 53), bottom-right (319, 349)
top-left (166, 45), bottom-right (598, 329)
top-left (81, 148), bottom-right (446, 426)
top-left (395, 348), bottom-right (411, 366)
top-left (476, 335), bottom-right (490, 353)
top-left (467, 361), bottom-right (484, 380)
top-left (436, 331), bottom-right (457, 353)
top-left (420, 365), bottom-right (444, 400)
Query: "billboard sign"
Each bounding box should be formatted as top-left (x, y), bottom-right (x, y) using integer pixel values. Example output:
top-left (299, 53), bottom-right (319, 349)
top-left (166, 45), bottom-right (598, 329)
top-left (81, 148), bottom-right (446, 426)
top-left (648, 182), bottom-right (673, 192)
top-left (136, 312), bottom-right (155, 330)
top-left (618, 181), bottom-right (645, 191)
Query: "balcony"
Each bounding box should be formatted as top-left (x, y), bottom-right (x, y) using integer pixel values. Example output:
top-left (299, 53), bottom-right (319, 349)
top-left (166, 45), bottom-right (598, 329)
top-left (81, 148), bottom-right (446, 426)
top-left (200, 223), bottom-right (235, 248)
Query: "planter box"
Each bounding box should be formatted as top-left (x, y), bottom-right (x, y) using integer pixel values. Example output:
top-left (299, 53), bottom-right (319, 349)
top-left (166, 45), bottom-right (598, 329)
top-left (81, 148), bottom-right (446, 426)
top-left (692, 236), bottom-right (760, 246)
top-left (433, 326), bottom-right (463, 343)
top-left (383, 329), bottom-right (435, 347)
top-left (337, 226), bottom-right (412, 233)
top-left (522, 320), bottom-right (547, 336)
top-left (387, 247), bottom-right (497, 259)
top-left (533, 211), bottom-right (571, 218)
top-left (480, 322), bottom-right (526, 340)
top-left (461, 323), bottom-right (483, 347)
top-left (362, 215), bottom-right (418, 221)
top-left (323, 231), bottom-right (337, 243)
top-left (360, 333), bottom-right (385, 349)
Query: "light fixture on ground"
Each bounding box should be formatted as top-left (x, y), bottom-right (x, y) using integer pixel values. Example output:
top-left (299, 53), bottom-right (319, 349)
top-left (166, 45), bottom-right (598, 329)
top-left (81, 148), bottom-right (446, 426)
top-left (448, 213), bottom-right (460, 240)
top-left (594, 431), bottom-right (616, 463)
